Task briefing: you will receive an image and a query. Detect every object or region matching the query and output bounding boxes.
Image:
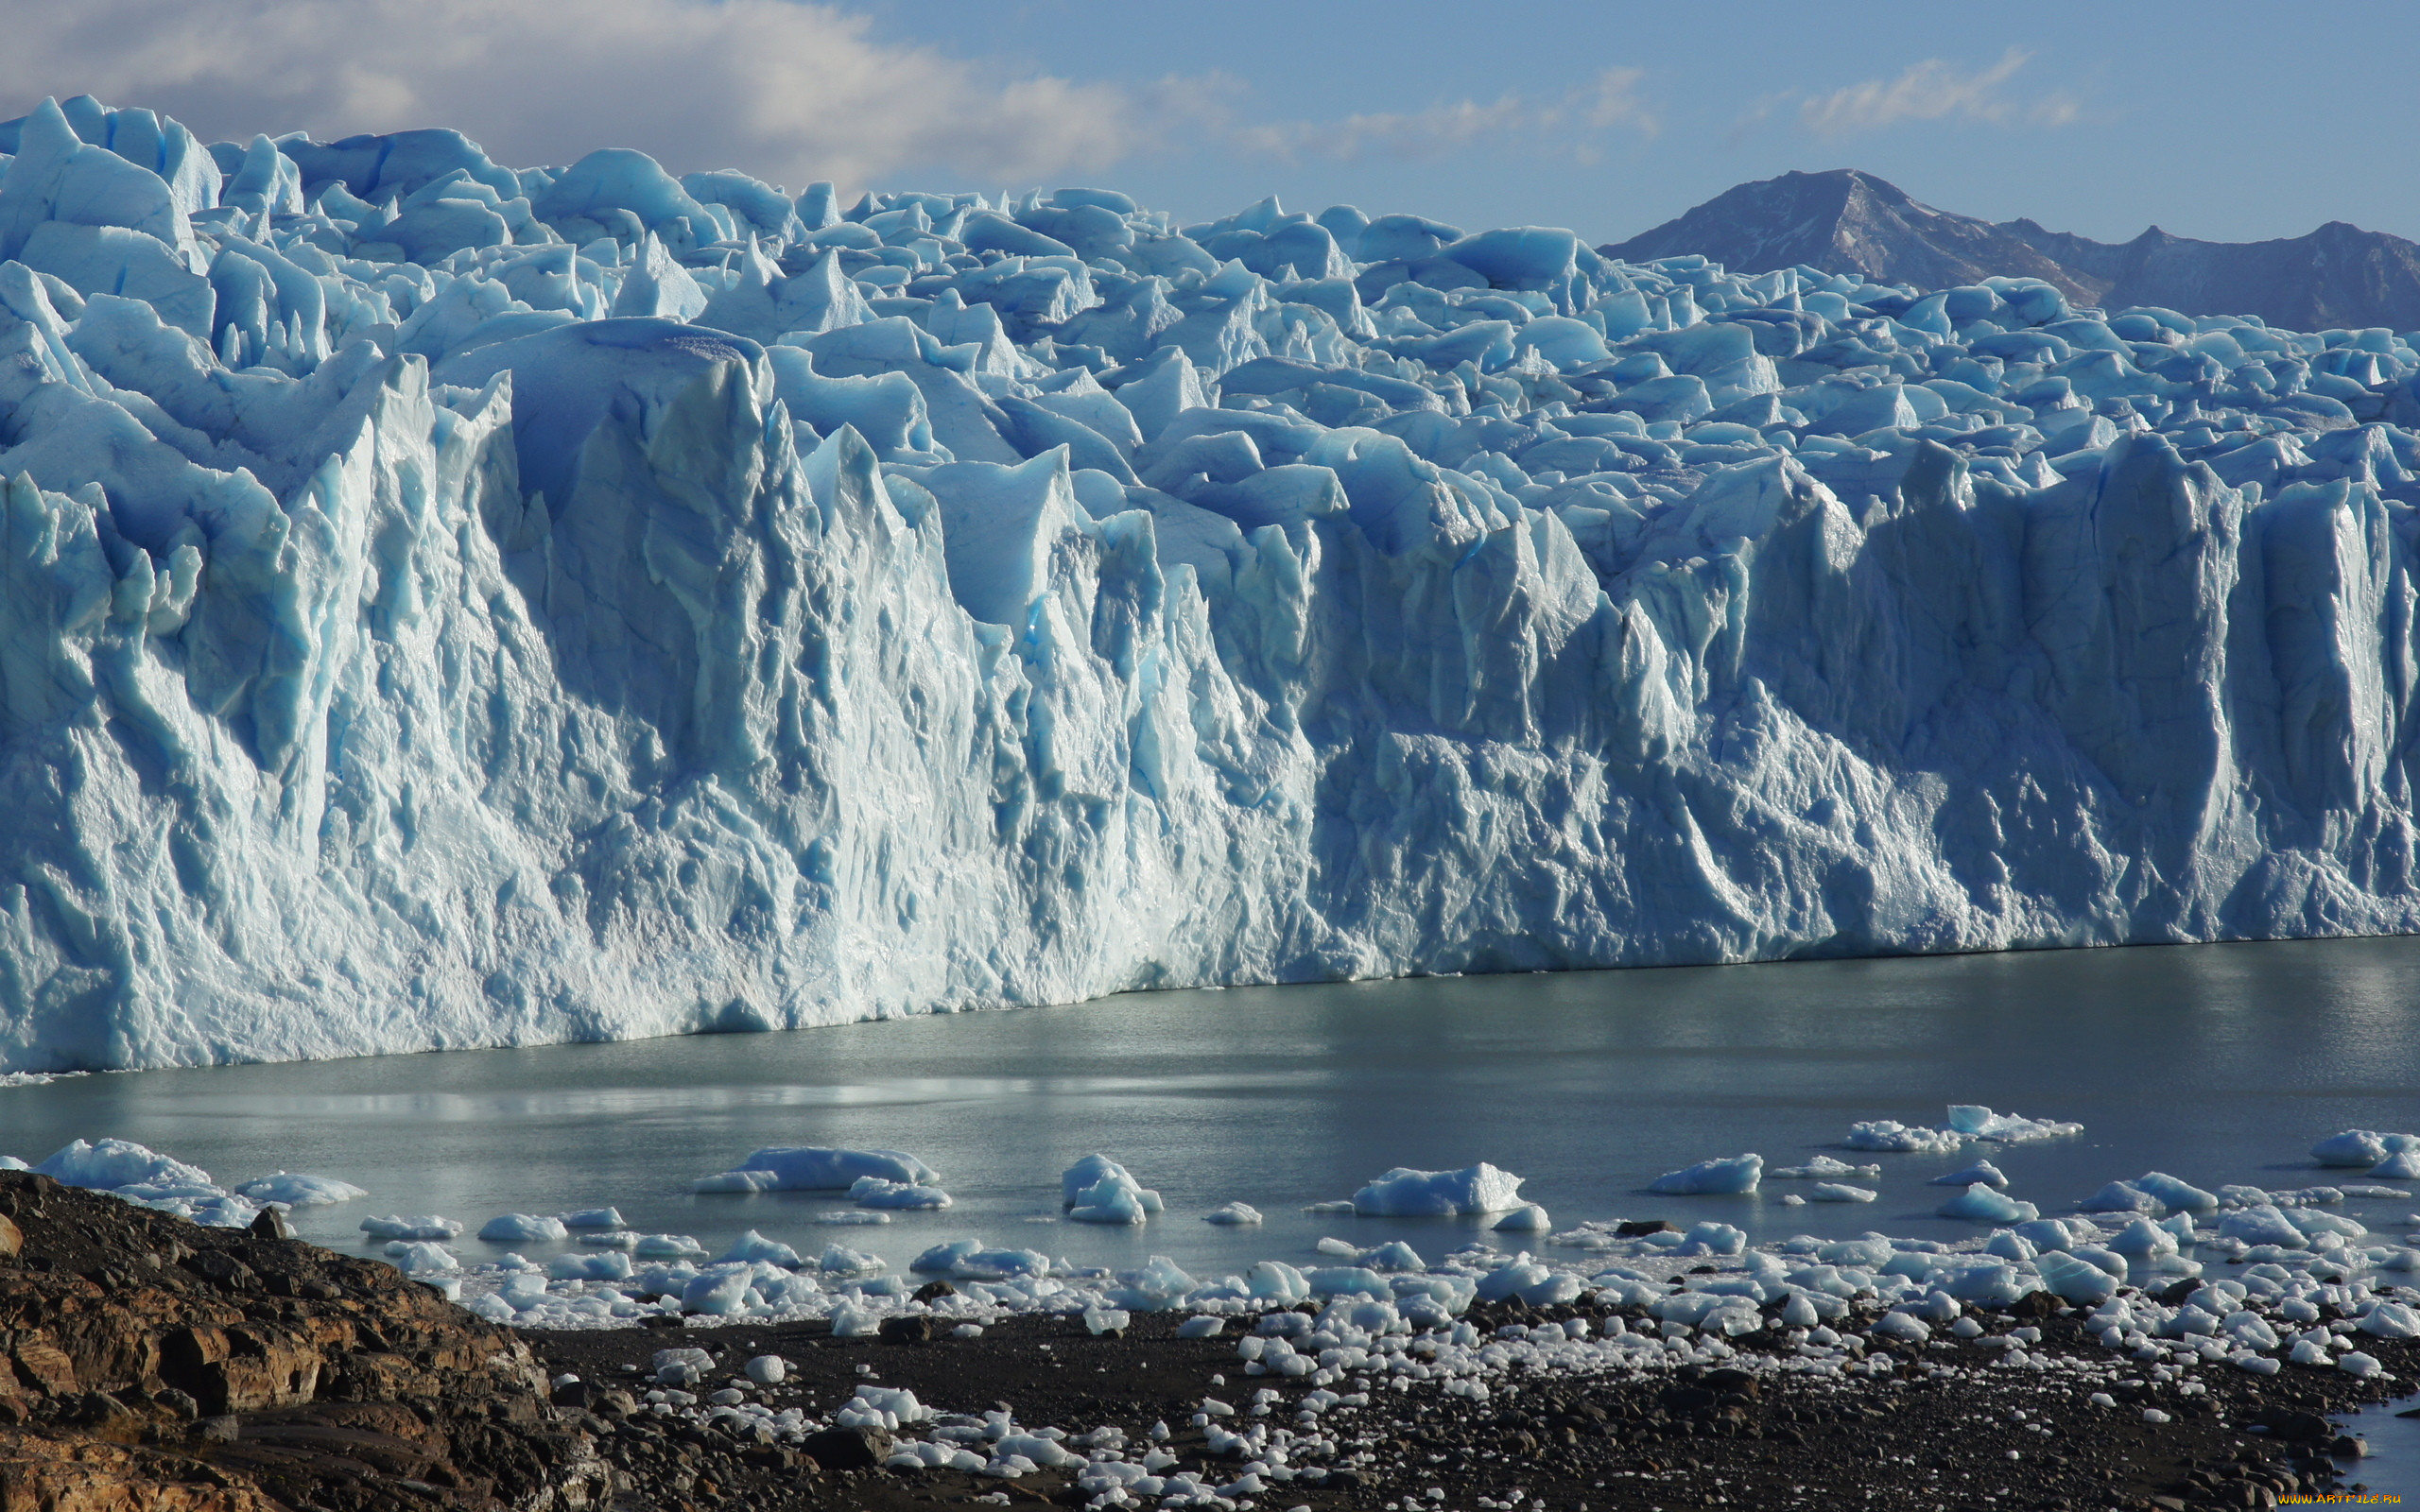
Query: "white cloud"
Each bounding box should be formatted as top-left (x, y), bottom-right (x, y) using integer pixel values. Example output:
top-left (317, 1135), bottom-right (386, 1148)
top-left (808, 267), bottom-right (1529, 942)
top-left (1232, 67), bottom-right (1655, 166)
top-left (0, 0), bottom-right (1174, 193)
top-left (1799, 48), bottom-right (2062, 138)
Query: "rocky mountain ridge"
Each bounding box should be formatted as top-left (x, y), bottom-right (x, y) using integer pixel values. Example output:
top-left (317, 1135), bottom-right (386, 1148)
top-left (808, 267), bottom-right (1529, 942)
top-left (1602, 169), bottom-right (2420, 331)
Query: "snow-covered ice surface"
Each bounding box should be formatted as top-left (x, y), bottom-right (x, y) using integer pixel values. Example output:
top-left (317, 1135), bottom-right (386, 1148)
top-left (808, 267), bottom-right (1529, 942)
top-left (12, 98), bottom-right (2420, 1068)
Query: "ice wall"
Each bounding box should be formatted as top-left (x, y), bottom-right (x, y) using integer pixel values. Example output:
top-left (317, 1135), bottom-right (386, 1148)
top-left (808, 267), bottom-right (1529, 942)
top-left (7, 94), bottom-right (2420, 1070)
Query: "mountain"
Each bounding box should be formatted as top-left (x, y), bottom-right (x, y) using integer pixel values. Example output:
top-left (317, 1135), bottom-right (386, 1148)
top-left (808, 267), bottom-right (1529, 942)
top-left (1602, 169), bottom-right (2420, 331)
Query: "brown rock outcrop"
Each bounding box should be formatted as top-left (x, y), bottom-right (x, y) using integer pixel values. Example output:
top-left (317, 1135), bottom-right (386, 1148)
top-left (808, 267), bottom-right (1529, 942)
top-left (0, 1173), bottom-right (610, 1511)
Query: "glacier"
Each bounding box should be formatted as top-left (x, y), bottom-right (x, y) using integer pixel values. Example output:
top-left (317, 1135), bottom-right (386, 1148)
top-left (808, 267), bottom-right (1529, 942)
top-left (8, 94), bottom-right (2420, 1070)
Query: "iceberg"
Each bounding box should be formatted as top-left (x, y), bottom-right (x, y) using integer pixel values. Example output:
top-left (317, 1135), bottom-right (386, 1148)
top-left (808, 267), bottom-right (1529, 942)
top-left (1351, 1163), bottom-right (1525, 1215)
top-left (11, 95), bottom-right (2420, 1069)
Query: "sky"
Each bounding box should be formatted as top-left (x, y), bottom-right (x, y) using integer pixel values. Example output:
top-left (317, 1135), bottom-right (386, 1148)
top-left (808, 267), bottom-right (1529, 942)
top-left (2, 0), bottom-right (2414, 249)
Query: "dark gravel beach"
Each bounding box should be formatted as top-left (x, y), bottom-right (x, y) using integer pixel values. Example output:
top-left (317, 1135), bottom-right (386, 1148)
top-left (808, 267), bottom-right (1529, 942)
top-left (0, 1171), bottom-right (2405, 1511)
top-left (527, 1296), bottom-right (2414, 1511)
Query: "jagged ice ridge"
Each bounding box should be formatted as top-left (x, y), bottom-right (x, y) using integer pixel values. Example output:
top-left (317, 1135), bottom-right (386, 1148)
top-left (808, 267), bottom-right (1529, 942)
top-left (6, 94), bottom-right (2420, 1070)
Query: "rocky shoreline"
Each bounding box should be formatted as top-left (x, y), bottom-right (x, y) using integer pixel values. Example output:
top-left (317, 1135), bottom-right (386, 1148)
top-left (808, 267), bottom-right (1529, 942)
top-left (0, 1172), bottom-right (2409, 1511)
top-left (524, 1298), bottom-right (2411, 1512)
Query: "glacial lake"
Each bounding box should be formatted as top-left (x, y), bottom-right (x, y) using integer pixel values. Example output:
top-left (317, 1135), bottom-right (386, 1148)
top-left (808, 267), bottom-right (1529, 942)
top-left (2, 936), bottom-right (2416, 1484)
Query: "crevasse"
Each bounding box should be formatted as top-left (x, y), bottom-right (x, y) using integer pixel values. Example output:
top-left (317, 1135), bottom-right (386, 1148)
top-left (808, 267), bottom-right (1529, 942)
top-left (4, 94), bottom-right (2420, 1070)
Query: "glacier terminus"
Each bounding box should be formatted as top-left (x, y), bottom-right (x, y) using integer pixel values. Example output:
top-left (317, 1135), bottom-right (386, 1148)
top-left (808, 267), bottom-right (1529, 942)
top-left (5, 94), bottom-right (2420, 1071)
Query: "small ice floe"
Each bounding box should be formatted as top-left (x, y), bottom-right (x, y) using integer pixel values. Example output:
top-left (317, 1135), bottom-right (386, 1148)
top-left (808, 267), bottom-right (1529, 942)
top-left (850, 1176), bottom-right (951, 1210)
top-left (362, 1214), bottom-right (464, 1241)
top-left (1779, 1194), bottom-right (1806, 1207)
top-left (2310, 1129), bottom-right (2419, 1167)
top-left (478, 1213), bottom-right (568, 1243)
top-left (631, 1234), bottom-right (706, 1258)
top-left (230, 1173), bottom-right (368, 1207)
top-left (2080, 1180), bottom-right (2160, 1213)
top-left (1648, 1154), bottom-right (1761, 1195)
top-left (2133, 1172), bottom-right (2221, 1211)
top-left (1351, 1163), bottom-right (1525, 1215)
top-left (818, 1244), bottom-right (887, 1278)
top-left (1807, 1183), bottom-right (1876, 1203)
top-left (1769, 1156), bottom-right (1881, 1179)
top-left (1304, 1199), bottom-right (1356, 1214)
top-left (1063, 1156), bottom-right (1163, 1224)
top-left (908, 1240), bottom-right (1050, 1280)
top-left (1492, 1204), bottom-right (1553, 1231)
top-left (692, 1146), bottom-right (940, 1193)
top-left (383, 1240), bottom-right (459, 1275)
top-left (560, 1208), bottom-right (625, 1229)
top-left (719, 1229), bottom-right (802, 1266)
top-left (1936, 1184), bottom-right (2038, 1224)
top-left (578, 1230), bottom-right (639, 1249)
top-left (1929, 1160), bottom-right (2007, 1188)
top-left (1203, 1201), bottom-right (1263, 1226)
top-left (1843, 1121), bottom-right (1964, 1155)
top-left (815, 1210), bottom-right (890, 1225)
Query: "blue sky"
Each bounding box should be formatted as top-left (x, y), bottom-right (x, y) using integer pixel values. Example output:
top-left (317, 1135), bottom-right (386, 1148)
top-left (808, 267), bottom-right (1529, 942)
top-left (6, 0), bottom-right (2414, 247)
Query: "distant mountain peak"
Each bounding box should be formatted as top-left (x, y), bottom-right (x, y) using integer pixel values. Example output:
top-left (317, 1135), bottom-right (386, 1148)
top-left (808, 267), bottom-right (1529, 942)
top-left (1602, 172), bottom-right (2420, 331)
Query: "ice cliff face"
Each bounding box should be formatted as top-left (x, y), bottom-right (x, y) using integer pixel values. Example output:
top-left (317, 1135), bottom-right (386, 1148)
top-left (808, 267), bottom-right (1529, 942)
top-left (8, 94), bottom-right (2420, 1070)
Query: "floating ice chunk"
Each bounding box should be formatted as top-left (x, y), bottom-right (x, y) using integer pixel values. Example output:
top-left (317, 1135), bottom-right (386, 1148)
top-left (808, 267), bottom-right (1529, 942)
top-left (720, 1229), bottom-right (803, 1266)
top-left (1063, 1157), bottom-right (1163, 1224)
top-left (1246, 1261), bottom-right (1311, 1303)
top-left (1929, 1160), bottom-right (2007, 1188)
top-left (2105, 1219), bottom-right (2179, 1260)
top-left (547, 1251), bottom-right (631, 1280)
top-left (631, 1234), bottom-right (706, 1258)
top-left (35, 1139), bottom-right (215, 1192)
top-left (230, 1173), bottom-right (367, 1207)
top-left (1808, 1184), bottom-right (1877, 1203)
top-left (2216, 1206), bottom-right (2307, 1247)
top-left (1779, 1194), bottom-right (1806, 1207)
top-left (1843, 1122), bottom-right (1963, 1155)
top-left (690, 1169), bottom-right (781, 1194)
top-left (816, 1211), bottom-right (890, 1225)
top-left (383, 1241), bottom-right (459, 1274)
top-left (1361, 1241), bottom-right (1426, 1271)
top-left (1648, 1155), bottom-right (1761, 1195)
top-left (561, 1208), bottom-right (626, 1229)
top-left (850, 1176), bottom-right (952, 1211)
top-left (2311, 1130), bottom-right (2394, 1167)
top-left (2372, 1150), bottom-right (2420, 1179)
top-left (1676, 1222), bottom-right (1746, 1257)
top-left (681, 1265), bottom-right (752, 1315)
top-left (1770, 1157), bottom-right (1882, 1179)
top-left (478, 1213), bottom-right (568, 1243)
top-left (1937, 1184), bottom-right (2038, 1224)
top-left (1351, 1163), bottom-right (1525, 1215)
top-left (1946, 1107), bottom-right (2083, 1143)
top-left (1202, 1202), bottom-right (1263, 1226)
top-left (700, 1147), bottom-right (939, 1192)
top-left (2080, 1181), bottom-right (2158, 1214)
top-left (818, 1244), bottom-right (886, 1278)
top-left (361, 1214), bottom-right (464, 1241)
top-left (578, 1230), bottom-right (639, 1249)
top-left (2012, 1217), bottom-right (2088, 1251)
top-left (2133, 1173), bottom-right (2219, 1211)
top-left (1492, 1204), bottom-right (1552, 1231)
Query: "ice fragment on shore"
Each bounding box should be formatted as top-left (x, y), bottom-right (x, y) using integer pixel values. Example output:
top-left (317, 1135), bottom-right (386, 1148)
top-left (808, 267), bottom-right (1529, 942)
top-left (1647, 1154), bottom-right (1761, 1195)
top-left (1352, 1163), bottom-right (1525, 1215)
